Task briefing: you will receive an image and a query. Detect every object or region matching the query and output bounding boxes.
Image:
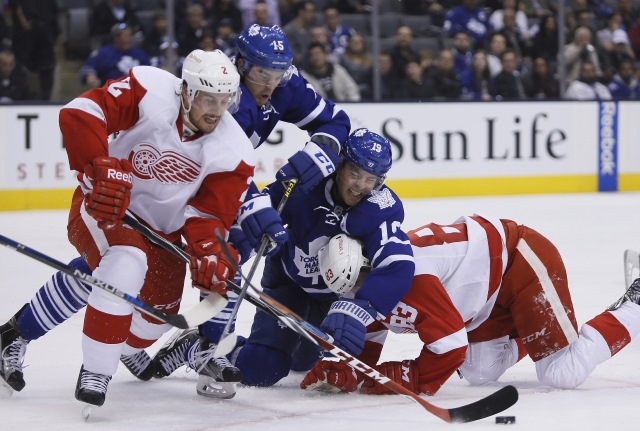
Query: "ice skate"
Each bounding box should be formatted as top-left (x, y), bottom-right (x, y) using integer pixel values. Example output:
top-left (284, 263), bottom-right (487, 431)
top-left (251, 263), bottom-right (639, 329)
top-left (190, 338), bottom-right (242, 399)
top-left (608, 277), bottom-right (640, 311)
top-left (0, 311), bottom-right (29, 393)
top-left (120, 350), bottom-right (154, 381)
top-left (152, 328), bottom-right (198, 378)
top-left (75, 366), bottom-right (112, 409)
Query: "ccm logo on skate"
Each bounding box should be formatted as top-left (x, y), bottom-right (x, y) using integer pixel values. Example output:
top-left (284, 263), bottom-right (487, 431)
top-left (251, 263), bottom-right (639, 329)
top-left (107, 169), bottom-right (133, 184)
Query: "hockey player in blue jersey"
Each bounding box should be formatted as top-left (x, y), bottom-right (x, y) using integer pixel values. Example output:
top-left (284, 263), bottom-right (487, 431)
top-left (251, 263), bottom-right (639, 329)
top-left (153, 128), bottom-right (415, 390)
top-left (0, 26), bottom-right (351, 395)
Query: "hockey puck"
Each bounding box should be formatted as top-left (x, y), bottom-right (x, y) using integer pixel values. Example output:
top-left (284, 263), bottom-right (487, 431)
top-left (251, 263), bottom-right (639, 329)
top-left (495, 416), bottom-right (516, 424)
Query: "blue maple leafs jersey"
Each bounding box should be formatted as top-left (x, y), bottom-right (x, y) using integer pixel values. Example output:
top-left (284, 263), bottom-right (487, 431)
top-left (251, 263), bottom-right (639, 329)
top-left (265, 177), bottom-right (415, 318)
top-left (232, 65), bottom-right (351, 151)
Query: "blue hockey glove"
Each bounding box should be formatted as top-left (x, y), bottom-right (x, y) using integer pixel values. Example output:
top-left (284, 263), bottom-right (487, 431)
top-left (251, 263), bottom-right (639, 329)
top-left (276, 142), bottom-right (339, 193)
top-left (228, 224), bottom-right (252, 265)
top-left (320, 299), bottom-right (377, 356)
top-left (236, 193), bottom-right (288, 257)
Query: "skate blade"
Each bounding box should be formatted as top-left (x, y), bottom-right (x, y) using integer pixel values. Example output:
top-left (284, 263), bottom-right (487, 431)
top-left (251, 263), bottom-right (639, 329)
top-left (196, 376), bottom-right (236, 399)
top-left (81, 404), bottom-right (100, 421)
top-left (0, 381), bottom-right (14, 397)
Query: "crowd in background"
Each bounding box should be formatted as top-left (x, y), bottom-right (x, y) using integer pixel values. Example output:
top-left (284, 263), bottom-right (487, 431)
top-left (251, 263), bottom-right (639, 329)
top-left (1, 0), bottom-right (640, 102)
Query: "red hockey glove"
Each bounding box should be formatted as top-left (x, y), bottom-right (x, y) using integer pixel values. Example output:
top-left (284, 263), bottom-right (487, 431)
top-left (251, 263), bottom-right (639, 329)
top-left (360, 360), bottom-right (420, 395)
top-left (81, 157), bottom-right (134, 229)
top-left (187, 239), bottom-right (238, 294)
top-left (300, 360), bottom-right (360, 393)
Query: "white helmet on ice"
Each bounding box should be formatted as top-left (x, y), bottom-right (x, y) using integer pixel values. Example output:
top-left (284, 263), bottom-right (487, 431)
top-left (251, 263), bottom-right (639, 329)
top-left (318, 234), bottom-right (369, 295)
top-left (181, 49), bottom-right (241, 113)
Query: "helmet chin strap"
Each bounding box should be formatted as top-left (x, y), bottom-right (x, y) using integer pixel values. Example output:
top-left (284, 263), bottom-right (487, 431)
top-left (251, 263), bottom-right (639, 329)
top-left (180, 89), bottom-right (198, 132)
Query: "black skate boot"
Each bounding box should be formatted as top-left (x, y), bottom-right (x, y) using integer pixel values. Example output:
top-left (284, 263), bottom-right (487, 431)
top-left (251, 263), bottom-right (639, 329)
top-left (608, 277), bottom-right (640, 310)
top-left (0, 305), bottom-right (30, 392)
top-left (152, 328), bottom-right (198, 378)
top-left (75, 366), bottom-right (112, 407)
top-left (120, 350), bottom-right (154, 381)
top-left (190, 338), bottom-right (242, 399)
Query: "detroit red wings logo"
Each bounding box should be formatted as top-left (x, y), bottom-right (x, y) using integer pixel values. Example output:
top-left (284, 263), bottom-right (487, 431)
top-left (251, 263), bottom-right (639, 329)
top-left (128, 143), bottom-right (200, 183)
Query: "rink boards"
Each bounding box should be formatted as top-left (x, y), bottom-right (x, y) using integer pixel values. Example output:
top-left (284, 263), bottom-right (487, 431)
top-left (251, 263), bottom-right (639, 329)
top-left (1, 100), bottom-right (639, 210)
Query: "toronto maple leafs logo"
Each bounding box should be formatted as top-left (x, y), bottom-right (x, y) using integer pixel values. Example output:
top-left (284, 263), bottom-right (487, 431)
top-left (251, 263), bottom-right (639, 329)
top-left (128, 143), bottom-right (201, 184)
top-left (117, 56), bottom-right (141, 76)
top-left (293, 236), bottom-right (330, 284)
top-left (248, 24), bottom-right (261, 37)
top-left (367, 188), bottom-right (395, 209)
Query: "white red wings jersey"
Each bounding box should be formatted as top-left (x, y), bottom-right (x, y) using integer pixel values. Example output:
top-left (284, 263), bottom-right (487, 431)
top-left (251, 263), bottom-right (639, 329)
top-left (60, 66), bottom-right (256, 235)
top-left (407, 215), bottom-right (509, 332)
top-left (363, 215), bottom-right (509, 360)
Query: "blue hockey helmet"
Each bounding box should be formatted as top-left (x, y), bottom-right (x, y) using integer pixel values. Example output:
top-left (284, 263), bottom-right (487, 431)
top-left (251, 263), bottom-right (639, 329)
top-left (236, 24), bottom-right (294, 84)
top-left (342, 128), bottom-right (393, 187)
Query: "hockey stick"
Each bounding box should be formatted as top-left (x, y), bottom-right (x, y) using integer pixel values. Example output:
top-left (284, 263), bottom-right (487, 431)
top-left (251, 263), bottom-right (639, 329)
top-left (0, 234), bottom-right (227, 330)
top-left (215, 237), bottom-right (519, 423)
top-left (118, 218), bottom-right (519, 422)
top-left (214, 178), bottom-right (298, 357)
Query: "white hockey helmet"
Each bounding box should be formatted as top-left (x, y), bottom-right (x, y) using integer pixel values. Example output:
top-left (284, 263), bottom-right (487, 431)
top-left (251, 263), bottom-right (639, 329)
top-left (181, 49), bottom-right (241, 112)
top-left (318, 234), bottom-right (368, 295)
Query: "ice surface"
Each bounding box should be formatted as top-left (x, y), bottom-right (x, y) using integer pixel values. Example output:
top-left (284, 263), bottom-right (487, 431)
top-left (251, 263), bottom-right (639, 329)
top-left (2, 192), bottom-right (640, 430)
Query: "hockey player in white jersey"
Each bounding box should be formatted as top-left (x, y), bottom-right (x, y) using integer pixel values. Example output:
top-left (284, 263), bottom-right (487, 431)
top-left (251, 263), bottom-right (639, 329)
top-left (300, 219), bottom-right (640, 395)
top-left (1, 49), bottom-right (255, 407)
top-left (1, 25), bottom-right (352, 400)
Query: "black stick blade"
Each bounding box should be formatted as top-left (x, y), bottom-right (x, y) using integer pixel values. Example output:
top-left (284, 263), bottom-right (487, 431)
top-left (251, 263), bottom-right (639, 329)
top-left (448, 385), bottom-right (518, 423)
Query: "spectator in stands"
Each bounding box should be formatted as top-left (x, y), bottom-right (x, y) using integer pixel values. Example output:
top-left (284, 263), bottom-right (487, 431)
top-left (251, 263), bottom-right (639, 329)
top-left (496, 7), bottom-right (531, 59)
top-left (608, 30), bottom-right (635, 72)
top-left (524, 57), bottom-right (560, 98)
top-left (90, 0), bottom-right (140, 46)
top-left (519, 0), bottom-right (551, 18)
top-left (562, 26), bottom-right (602, 82)
top-left (616, 0), bottom-right (638, 30)
top-left (490, 0), bottom-right (530, 36)
top-left (389, 26), bottom-right (421, 81)
top-left (597, 13), bottom-right (626, 51)
top-left (426, 49), bottom-right (462, 99)
top-left (404, 0), bottom-right (451, 27)
top-left (397, 59), bottom-right (435, 100)
top-left (460, 49), bottom-right (494, 100)
top-left (238, 0), bottom-right (280, 28)
top-left (80, 23), bottom-right (151, 88)
top-left (494, 49), bottom-right (527, 99)
top-left (607, 58), bottom-right (640, 98)
top-left (199, 30), bottom-right (218, 52)
top-left (253, 2), bottom-right (274, 27)
top-left (323, 6), bottom-right (356, 61)
top-left (444, 0), bottom-right (492, 47)
top-left (213, 0), bottom-right (243, 33)
top-left (379, 51), bottom-right (401, 99)
top-left (301, 42), bottom-right (361, 102)
top-left (0, 50), bottom-right (34, 102)
top-left (177, 4), bottom-right (211, 57)
top-left (309, 25), bottom-right (340, 64)
top-left (284, 1), bottom-right (316, 67)
top-left (8, 0), bottom-right (58, 100)
top-left (451, 31), bottom-right (473, 78)
top-left (142, 11), bottom-right (179, 71)
top-left (531, 14), bottom-right (560, 68)
top-left (487, 33), bottom-right (507, 77)
top-left (214, 18), bottom-right (238, 57)
top-left (341, 33), bottom-right (373, 99)
top-left (564, 61), bottom-right (612, 99)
